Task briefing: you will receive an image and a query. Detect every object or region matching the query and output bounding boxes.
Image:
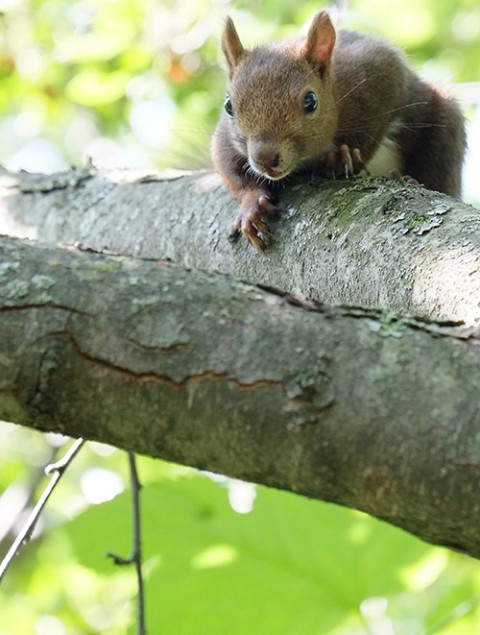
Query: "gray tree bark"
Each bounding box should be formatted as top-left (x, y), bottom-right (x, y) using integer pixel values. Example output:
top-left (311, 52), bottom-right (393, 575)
top-left (2, 166), bottom-right (479, 322)
top-left (1, 167), bottom-right (480, 557)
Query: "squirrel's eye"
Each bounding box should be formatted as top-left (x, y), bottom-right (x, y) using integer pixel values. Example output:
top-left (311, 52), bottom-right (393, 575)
top-left (224, 96), bottom-right (234, 118)
top-left (303, 91), bottom-right (318, 114)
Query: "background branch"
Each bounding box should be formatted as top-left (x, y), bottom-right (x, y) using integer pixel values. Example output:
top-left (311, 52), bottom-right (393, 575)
top-left (108, 452), bottom-right (146, 635)
top-left (0, 438), bottom-right (85, 584)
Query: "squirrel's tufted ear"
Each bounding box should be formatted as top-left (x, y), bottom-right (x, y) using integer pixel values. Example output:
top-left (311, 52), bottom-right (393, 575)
top-left (303, 11), bottom-right (336, 70)
top-left (222, 17), bottom-right (246, 76)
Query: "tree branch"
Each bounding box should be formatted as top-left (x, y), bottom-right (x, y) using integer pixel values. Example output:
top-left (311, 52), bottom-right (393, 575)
top-left (108, 452), bottom-right (146, 635)
top-left (0, 233), bottom-right (480, 557)
top-left (0, 438), bottom-right (85, 584)
top-left (1, 167), bottom-right (479, 323)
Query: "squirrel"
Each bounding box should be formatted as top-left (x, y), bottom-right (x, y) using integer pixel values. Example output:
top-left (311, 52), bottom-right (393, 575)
top-left (211, 10), bottom-right (466, 250)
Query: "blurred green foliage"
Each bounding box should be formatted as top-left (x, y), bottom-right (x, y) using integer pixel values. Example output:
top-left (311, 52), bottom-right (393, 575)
top-left (1, 1), bottom-right (480, 633)
top-left (2, 424), bottom-right (480, 634)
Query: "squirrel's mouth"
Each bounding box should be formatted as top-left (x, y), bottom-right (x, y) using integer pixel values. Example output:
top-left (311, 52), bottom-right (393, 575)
top-left (262, 167), bottom-right (290, 181)
top-left (250, 156), bottom-right (291, 181)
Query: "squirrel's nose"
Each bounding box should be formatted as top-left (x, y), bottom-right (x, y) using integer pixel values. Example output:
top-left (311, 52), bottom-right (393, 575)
top-left (256, 149), bottom-right (280, 170)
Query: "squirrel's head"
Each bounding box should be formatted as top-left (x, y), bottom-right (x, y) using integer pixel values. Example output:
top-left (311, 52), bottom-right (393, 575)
top-left (220, 11), bottom-right (339, 181)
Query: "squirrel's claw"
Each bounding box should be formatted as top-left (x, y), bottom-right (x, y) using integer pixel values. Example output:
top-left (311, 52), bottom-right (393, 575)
top-left (233, 192), bottom-right (278, 251)
top-left (340, 144), bottom-right (354, 178)
top-left (340, 144), bottom-right (366, 177)
top-left (340, 143), bottom-right (367, 179)
top-left (390, 169), bottom-right (423, 188)
top-left (351, 147), bottom-right (366, 173)
top-left (321, 144), bottom-right (366, 179)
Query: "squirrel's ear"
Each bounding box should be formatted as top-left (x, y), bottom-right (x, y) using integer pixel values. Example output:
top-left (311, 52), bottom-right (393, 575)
top-left (303, 11), bottom-right (336, 69)
top-left (222, 17), bottom-right (245, 76)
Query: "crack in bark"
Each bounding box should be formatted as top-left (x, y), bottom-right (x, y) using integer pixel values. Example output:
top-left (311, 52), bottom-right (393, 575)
top-left (15, 168), bottom-right (94, 194)
top-left (125, 337), bottom-right (191, 353)
top-left (0, 303), bottom-right (91, 316)
top-left (73, 242), bottom-right (173, 265)
top-left (451, 462), bottom-right (480, 471)
top-left (44, 330), bottom-right (283, 390)
top-left (276, 292), bottom-right (474, 340)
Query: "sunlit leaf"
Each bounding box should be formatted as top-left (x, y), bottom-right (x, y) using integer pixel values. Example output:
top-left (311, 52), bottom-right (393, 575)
top-left (65, 473), bottom-right (446, 634)
top-left (65, 69), bottom-right (130, 106)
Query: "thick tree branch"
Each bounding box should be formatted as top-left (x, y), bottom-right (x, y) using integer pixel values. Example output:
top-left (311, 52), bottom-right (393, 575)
top-left (1, 235), bottom-right (480, 557)
top-left (1, 167), bottom-right (479, 323)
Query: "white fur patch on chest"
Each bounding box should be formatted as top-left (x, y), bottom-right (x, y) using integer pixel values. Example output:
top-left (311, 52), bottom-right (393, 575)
top-left (366, 136), bottom-right (402, 177)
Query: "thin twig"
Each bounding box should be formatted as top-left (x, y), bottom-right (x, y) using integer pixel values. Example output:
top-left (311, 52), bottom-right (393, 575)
top-left (0, 437), bottom-right (85, 584)
top-left (108, 452), bottom-right (146, 635)
top-left (0, 445), bottom-right (58, 545)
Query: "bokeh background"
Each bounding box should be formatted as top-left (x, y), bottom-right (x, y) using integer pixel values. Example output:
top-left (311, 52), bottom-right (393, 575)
top-left (0, 0), bottom-right (479, 200)
top-left (1, 1), bottom-right (480, 634)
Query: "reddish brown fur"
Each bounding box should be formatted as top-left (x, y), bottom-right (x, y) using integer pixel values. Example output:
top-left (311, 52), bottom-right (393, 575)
top-left (212, 11), bottom-right (466, 249)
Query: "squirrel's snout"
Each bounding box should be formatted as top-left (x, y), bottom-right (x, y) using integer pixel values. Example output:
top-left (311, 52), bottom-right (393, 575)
top-left (250, 143), bottom-right (290, 179)
top-left (260, 151), bottom-right (281, 170)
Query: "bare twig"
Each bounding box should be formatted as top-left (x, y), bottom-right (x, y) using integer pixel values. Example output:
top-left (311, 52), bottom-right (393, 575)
top-left (108, 452), bottom-right (146, 635)
top-left (0, 437), bottom-right (85, 584)
top-left (0, 445), bottom-right (58, 546)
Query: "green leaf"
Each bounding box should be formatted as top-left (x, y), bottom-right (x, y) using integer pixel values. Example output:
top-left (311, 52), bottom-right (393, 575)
top-left (65, 69), bottom-right (130, 106)
top-left (65, 473), bottom-right (435, 634)
top-left (57, 33), bottom-right (133, 64)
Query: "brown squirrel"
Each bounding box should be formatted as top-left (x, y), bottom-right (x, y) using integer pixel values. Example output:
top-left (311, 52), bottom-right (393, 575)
top-left (211, 11), bottom-right (466, 250)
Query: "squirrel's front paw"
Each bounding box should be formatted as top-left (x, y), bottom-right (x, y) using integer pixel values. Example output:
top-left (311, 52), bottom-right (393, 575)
top-left (230, 192), bottom-right (279, 251)
top-left (321, 144), bottom-right (366, 179)
top-left (390, 170), bottom-right (424, 188)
